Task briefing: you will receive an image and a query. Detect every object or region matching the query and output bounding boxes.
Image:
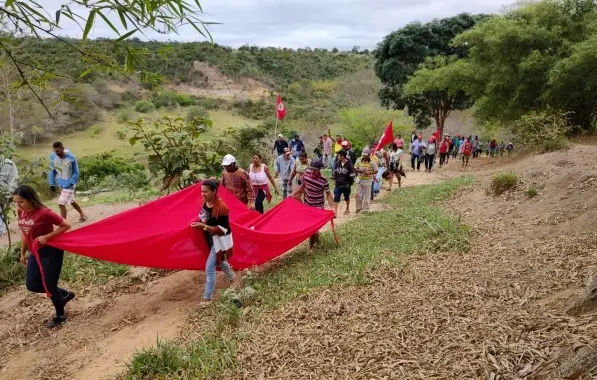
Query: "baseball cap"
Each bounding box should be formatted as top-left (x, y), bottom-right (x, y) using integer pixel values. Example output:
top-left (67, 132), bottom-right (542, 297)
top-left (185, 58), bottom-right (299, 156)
top-left (221, 154), bottom-right (236, 166)
top-left (341, 140), bottom-right (349, 147)
top-left (278, 134), bottom-right (283, 138)
top-left (362, 147), bottom-right (371, 156)
top-left (310, 159), bottom-right (324, 170)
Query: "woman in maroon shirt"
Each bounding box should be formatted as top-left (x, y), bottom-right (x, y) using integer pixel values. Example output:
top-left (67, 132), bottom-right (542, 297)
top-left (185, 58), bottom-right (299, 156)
top-left (14, 185), bottom-right (74, 328)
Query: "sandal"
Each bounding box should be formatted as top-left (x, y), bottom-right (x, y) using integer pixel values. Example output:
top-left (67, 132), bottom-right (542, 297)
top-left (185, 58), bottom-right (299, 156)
top-left (343, 210), bottom-right (350, 215)
top-left (78, 215), bottom-right (88, 223)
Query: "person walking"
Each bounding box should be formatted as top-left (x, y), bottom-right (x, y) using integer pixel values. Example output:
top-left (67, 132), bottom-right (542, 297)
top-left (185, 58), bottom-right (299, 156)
top-left (288, 151), bottom-right (311, 189)
top-left (332, 150), bottom-right (355, 215)
top-left (274, 148), bottom-right (295, 199)
top-left (394, 134), bottom-right (405, 150)
top-left (221, 154), bottom-right (255, 210)
top-left (506, 141), bottom-right (514, 155)
top-left (15, 185), bottom-right (74, 328)
top-left (49, 142), bottom-right (87, 222)
top-left (290, 134), bottom-right (305, 159)
top-left (439, 136), bottom-right (450, 168)
top-left (272, 134), bottom-right (288, 157)
top-left (410, 135), bottom-right (424, 171)
top-left (452, 135), bottom-right (461, 159)
top-left (354, 147), bottom-right (376, 213)
top-left (191, 180), bottom-right (235, 307)
top-left (387, 143), bottom-right (403, 190)
top-left (314, 136), bottom-right (324, 161)
top-left (462, 138), bottom-right (473, 166)
top-left (291, 159), bottom-right (335, 250)
top-left (424, 137), bottom-right (437, 173)
top-left (248, 154), bottom-right (279, 214)
top-left (323, 134), bottom-right (332, 168)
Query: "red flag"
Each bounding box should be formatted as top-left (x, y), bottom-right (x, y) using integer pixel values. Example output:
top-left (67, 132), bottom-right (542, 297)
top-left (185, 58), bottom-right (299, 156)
top-left (433, 129), bottom-right (441, 141)
top-left (276, 94), bottom-right (286, 120)
top-left (372, 120), bottom-right (394, 153)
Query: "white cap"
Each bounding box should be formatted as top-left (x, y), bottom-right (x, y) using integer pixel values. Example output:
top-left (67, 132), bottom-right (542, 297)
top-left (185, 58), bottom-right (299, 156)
top-left (362, 147), bottom-right (371, 156)
top-left (221, 154), bottom-right (236, 166)
top-left (278, 134), bottom-right (283, 138)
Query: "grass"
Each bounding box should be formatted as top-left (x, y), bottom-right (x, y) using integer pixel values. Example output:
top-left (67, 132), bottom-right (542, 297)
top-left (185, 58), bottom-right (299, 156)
top-left (525, 187), bottom-right (538, 198)
top-left (124, 176), bottom-right (474, 379)
top-left (490, 172), bottom-right (518, 196)
top-left (0, 247), bottom-right (128, 293)
top-left (16, 108), bottom-right (259, 160)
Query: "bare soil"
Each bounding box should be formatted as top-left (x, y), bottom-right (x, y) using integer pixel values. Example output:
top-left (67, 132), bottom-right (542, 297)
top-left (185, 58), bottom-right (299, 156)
top-left (4, 150), bottom-right (596, 380)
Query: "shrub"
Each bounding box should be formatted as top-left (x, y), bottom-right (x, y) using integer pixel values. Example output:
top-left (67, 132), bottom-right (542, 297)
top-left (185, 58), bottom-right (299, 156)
top-left (525, 187), bottom-right (538, 198)
top-left (191, 96), bottom-right (220, 110)
top-left (117, 109), bottom-right (136, 123)
top-left (186, 106), bottom-right (210, 126)
top-left (87, 124), bottom-right (101, 137)
top-left (134, 100), bottom-right (154, 113)
top-left (490, 172), bottom-right (518, 196)
top-left (174, 93), bottom-right (194, 107)
top-left (78, 152), bottom-right (146, 190)
top-left (511, 111), bottom-right (571, 153)
top-left (152, 91), bottom-right (179, 108)
top-left (99, 171), bottom-right (149, 190)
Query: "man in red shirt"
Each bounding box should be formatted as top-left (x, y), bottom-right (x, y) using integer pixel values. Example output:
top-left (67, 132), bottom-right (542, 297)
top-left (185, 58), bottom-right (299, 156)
top-left (439, 135), bottom-right (450, 168)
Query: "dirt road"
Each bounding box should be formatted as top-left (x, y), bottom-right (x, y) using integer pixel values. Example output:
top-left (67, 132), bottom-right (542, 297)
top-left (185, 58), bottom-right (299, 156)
top-left (0, 161), bottom-right (480, 380)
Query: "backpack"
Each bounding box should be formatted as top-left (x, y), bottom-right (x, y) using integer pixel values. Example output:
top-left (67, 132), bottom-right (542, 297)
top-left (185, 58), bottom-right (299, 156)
top-left (389, 151), bottom-right (400, 171)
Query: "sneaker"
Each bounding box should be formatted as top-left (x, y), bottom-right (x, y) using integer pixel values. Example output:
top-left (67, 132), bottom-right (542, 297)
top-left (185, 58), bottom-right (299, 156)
top-left (63, 291), bottom-right (76, 305)
top-left (47, 315), bottom-right (66, 329)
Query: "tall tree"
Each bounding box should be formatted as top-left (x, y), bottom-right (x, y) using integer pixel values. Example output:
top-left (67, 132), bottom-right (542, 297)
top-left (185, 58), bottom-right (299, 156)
top-left (374, 13), bottom-right (488, 130)
top-left (453, 0), bottom-right (597, 129)
top-left (403, 57), bottom-right (471, 135)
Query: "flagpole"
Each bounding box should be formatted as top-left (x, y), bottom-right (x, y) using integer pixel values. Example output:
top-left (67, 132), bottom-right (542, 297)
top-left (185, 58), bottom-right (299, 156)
top-left (275, 117), bottom-right (278, 138)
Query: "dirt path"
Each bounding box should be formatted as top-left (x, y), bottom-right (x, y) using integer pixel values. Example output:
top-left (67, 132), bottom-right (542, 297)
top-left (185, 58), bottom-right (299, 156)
top-left (0, 163), bottom-right (470, 380)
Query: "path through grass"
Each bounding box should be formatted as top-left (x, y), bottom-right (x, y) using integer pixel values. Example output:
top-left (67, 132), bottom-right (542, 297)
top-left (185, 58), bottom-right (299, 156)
top-left (125, 176), bottom-right (474, 379)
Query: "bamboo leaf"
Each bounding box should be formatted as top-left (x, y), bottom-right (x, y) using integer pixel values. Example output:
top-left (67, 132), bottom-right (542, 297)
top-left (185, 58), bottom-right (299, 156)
top-left (116, 29), bottom-right (138, 42)
top-left (117, 9), bottom-right (127, 29)
top-left (55, 9), bottom-right (61, 25)
top-left (96, 10), bottom-right (118, 35)
top-left (82, 9), bottom-right (96, 42)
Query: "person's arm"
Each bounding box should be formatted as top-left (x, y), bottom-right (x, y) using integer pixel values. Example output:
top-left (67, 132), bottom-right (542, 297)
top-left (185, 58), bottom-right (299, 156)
top-left (242, 172), bottom-right (256, 209)
top-left (37, 215), bottom-right (71, 245)
top-left (290, 183), bottom-right (305, 200)
top-left (326, 190), bottom-right (335, 212)
top-left (384, 152), bottom-right (390, 169)
top-left (69, 156), bottom-right (80, 187)
top-left (264, 166), bottom-right (279, 194)
top-left (288, 163), bottom-right (297, 185)
top-left (274, 157), bottom-right (281, 177)
top-left (19, 233), bottom-right (27, 265)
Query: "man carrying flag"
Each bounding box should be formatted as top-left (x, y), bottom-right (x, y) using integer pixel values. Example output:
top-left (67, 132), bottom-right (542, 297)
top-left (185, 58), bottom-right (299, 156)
top-left (372, 120), bottom-right (394, 154)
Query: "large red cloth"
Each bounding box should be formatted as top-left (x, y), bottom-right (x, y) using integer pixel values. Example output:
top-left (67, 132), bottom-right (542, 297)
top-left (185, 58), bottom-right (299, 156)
top-left (32, 183), bottom-right (334, 296)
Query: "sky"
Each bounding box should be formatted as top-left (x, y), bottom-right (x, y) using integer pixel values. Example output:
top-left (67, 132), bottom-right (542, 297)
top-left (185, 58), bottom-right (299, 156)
top-left (45, 0), bottom-right (513, 50)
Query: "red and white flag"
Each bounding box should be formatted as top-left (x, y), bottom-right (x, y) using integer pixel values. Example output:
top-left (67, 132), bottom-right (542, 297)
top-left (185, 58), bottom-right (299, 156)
top-left (372, 120), bottom-right (394, 153)
top-left (276, 94), bottom-right (286, 120)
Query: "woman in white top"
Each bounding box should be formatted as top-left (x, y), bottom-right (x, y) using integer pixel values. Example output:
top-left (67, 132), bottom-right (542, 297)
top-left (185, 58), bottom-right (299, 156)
top-left (249, 154), bottom-right (279, 213)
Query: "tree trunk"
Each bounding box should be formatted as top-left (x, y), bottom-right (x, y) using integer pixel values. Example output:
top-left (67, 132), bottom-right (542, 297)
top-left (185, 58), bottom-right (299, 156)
top-left (567, 275), bottom-right (597, 316)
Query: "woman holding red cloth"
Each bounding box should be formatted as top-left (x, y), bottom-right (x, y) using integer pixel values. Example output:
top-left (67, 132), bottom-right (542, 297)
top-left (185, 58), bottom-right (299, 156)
top-left (248, 154), bottom-right (279, 214)
top-left (14, 185), bottom-right (74, 329)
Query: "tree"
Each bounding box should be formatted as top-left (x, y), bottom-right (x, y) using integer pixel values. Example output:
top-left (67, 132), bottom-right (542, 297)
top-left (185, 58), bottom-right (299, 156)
top-left (374, 13), bottom-right (488, 128)
top-left (453, 0), bottom-right (597, 129)
top-left (0, 0), bottom-right (210, 114)
top-left (403, 57), bottom-right (471, 135)
top-left (127, 116), bottom-right (227, 193)
top-left (338, 105), bottom-right (412, 149)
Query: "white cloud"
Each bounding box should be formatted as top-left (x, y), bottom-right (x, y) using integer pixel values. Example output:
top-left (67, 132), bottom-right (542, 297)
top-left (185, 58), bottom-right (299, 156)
top-left (43, 0), bottom-right (512, 49)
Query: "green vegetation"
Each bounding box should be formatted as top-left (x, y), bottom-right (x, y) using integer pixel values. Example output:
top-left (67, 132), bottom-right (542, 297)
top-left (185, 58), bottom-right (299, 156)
top-left (124, 176), bottom-right (473, 379)
top-left (0, 248), bottom-right (128, 293)
top-left (526, 188), bottom-right (539, 198)
top-left (491, 172), bottom-right (519, 196)
top-left (374, 13), bottom-right (488, 133)
top-left (134, 100), bottom-right (155, 113)
top-left (511, 111), bottom-right (571, 153)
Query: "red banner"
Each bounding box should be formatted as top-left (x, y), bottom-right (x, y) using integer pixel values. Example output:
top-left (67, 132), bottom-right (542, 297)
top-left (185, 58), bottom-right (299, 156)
top-left (372, 120), bottom-right (394, 153)
top-left (276, 94), bottom-right (286, 120)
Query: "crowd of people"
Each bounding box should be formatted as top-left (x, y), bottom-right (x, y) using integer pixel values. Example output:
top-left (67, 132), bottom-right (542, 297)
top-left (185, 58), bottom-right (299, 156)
top-left (15, 131), bottom-right (516, 327)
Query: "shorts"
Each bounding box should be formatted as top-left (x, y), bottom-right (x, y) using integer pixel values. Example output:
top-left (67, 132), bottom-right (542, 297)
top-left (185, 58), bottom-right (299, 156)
top-left (334, 185), bottom-right (351, 202)
top-left (58, 188), bottom-right (76, 206)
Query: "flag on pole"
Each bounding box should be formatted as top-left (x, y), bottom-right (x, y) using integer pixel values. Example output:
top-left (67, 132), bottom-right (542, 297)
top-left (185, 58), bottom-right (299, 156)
top-left (372, 120), bottom-right (394, 153)
top-left (433, 128), bottom-right (441, 141)
top-left (276, 94), bottom-right (286, 120)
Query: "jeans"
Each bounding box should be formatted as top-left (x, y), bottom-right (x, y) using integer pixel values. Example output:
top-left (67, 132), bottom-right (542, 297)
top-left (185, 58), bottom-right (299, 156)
top-left (411, 154), bottom-right (422, 170)
top-left (439, 153), bottom-right (448, 167)
top-left (204, 245), bottom-right (235, 300)
top-left (255, 189), bottom-right (266, 214)
top-left (425, 154), bottom-right (435, 170)
top-left (26, 246), bottom-right (69, 317)
top-left (356, 179), bottom-right (373, 211)
top-left (281, 179), bottom-right (291, 199)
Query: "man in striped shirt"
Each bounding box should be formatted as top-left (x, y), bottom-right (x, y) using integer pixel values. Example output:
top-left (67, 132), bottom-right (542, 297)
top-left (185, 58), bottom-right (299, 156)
top-left (291, 159), bottom-right (335, 250)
